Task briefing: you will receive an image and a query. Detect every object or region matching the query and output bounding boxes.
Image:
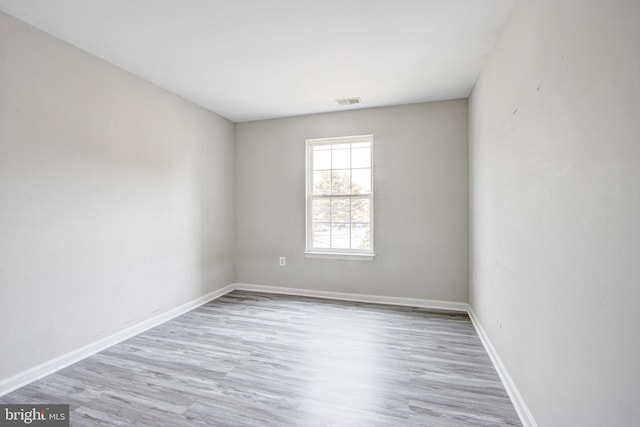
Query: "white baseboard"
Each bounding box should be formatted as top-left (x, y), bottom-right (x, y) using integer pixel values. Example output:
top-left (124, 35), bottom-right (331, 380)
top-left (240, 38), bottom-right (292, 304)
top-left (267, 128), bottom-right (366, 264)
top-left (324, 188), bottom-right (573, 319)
top-left (467, 307), bottom-right (537, 427)
top-left (233, 282), bottom-right (469, 312)
top-left (0, 284), bottom-right (235, 397)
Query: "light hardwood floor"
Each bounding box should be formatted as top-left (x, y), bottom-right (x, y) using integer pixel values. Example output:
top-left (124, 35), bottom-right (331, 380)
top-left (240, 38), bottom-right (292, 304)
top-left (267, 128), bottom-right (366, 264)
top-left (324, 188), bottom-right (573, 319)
top-left (1, 291), bottom-right (521, 426)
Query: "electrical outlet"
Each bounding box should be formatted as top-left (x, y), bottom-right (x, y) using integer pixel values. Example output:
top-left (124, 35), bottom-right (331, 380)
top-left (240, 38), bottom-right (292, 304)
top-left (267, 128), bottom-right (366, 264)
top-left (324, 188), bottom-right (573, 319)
top-left (279, 257), bottom-right (286, 266)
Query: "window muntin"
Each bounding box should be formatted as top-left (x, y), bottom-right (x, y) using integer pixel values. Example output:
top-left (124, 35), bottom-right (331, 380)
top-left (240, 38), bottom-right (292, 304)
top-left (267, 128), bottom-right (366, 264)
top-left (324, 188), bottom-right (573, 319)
top-left (306, 135), bottom-right (374, 256)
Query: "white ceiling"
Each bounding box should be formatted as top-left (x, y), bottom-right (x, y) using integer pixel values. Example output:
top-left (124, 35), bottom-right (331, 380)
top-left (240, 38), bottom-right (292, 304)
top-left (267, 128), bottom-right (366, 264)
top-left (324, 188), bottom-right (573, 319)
top-left (0, 0), bottom-right (514, 122)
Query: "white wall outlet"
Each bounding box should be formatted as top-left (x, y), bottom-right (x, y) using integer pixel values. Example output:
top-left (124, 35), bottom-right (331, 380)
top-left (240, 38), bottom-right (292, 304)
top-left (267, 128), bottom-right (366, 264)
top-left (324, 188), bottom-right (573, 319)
top-left (279, 257), bottom-right (286, 266)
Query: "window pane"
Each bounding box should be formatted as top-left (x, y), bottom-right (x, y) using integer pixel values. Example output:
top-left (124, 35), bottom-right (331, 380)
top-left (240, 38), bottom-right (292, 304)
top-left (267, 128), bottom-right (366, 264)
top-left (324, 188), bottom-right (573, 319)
top-left (313, 170), bottom-right (331, 195)
top-left (351, 142), bottom-right (370, 149)
top-left (331, 146), bottom-right (351, 169)
top-left (331, 223), bottom-right (350, 249)
top-left (331, 198), bottom-right (350, 223)
top-left (331, 169), bottom-right (351, 195)
top-left (351, 168), bottom-right (371, 194)
top-left (351, 148), bottom-right (370, 168)
top-left (351, 198), bottom-right (370, 223)
top-left (313, 223), bottom-right (330, 248)
top-left (351, 224), bottom-right (371, 250)
top-left (312, 198), bottom-right (330, 222)
top-left (313, 149), bottom-right (331, 170)
top-left (307, 136), bottom-right (373, 254)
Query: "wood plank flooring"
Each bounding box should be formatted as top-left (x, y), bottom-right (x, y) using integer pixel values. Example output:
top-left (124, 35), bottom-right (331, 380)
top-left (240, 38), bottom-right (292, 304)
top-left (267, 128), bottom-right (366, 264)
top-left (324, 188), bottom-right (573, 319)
top-left (1, 291), bottom-right (521, 426)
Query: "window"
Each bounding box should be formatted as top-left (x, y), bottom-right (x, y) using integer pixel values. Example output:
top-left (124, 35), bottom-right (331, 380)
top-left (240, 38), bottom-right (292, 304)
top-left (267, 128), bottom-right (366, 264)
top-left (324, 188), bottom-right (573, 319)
top-left (305, 135), bottom-right (374, 260)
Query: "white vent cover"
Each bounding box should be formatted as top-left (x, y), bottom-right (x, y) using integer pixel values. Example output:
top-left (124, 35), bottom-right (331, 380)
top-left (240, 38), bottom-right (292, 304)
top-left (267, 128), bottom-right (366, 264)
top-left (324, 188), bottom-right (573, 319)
top-left (335, 97), bottom-right (361, 106)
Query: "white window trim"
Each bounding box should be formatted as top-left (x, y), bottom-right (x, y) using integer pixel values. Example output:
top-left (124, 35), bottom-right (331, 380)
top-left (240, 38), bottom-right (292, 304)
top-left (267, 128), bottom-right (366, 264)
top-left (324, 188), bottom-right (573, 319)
top-left (305, 134), bottom-right (375, 260)
top-left (304, 252), bottom-right (375, 261)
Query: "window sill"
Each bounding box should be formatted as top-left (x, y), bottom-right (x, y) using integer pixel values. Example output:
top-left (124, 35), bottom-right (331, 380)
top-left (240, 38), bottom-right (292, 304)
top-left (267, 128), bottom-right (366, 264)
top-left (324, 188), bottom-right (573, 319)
top-left (304, 252), bottom-right (375, 261)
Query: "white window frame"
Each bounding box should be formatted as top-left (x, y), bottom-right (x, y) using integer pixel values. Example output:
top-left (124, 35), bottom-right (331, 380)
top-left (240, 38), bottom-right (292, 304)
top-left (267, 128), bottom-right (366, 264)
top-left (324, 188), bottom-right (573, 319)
top-left (305, 134), bottom-right (375, 261)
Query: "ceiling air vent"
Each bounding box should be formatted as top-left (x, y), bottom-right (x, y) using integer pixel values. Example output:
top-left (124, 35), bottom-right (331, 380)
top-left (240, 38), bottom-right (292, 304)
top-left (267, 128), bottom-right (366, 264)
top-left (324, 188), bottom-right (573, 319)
top-left (335, 97), bottom-right (361, 106)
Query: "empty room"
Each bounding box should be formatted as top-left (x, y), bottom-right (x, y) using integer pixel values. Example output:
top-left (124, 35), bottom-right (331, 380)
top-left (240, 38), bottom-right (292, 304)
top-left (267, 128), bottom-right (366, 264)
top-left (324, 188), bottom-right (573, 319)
top-left (1, 0), bottom-right (638, 426)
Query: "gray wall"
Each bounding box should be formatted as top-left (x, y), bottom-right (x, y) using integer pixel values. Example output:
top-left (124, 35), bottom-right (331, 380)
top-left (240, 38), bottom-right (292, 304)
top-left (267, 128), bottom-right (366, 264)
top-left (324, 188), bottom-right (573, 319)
top-left (0, 12), bottom-right (235, 380)
top-left (236, 101), bottom-right (468, 301)
top-left (469, 0), bottom-right (640, 425)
